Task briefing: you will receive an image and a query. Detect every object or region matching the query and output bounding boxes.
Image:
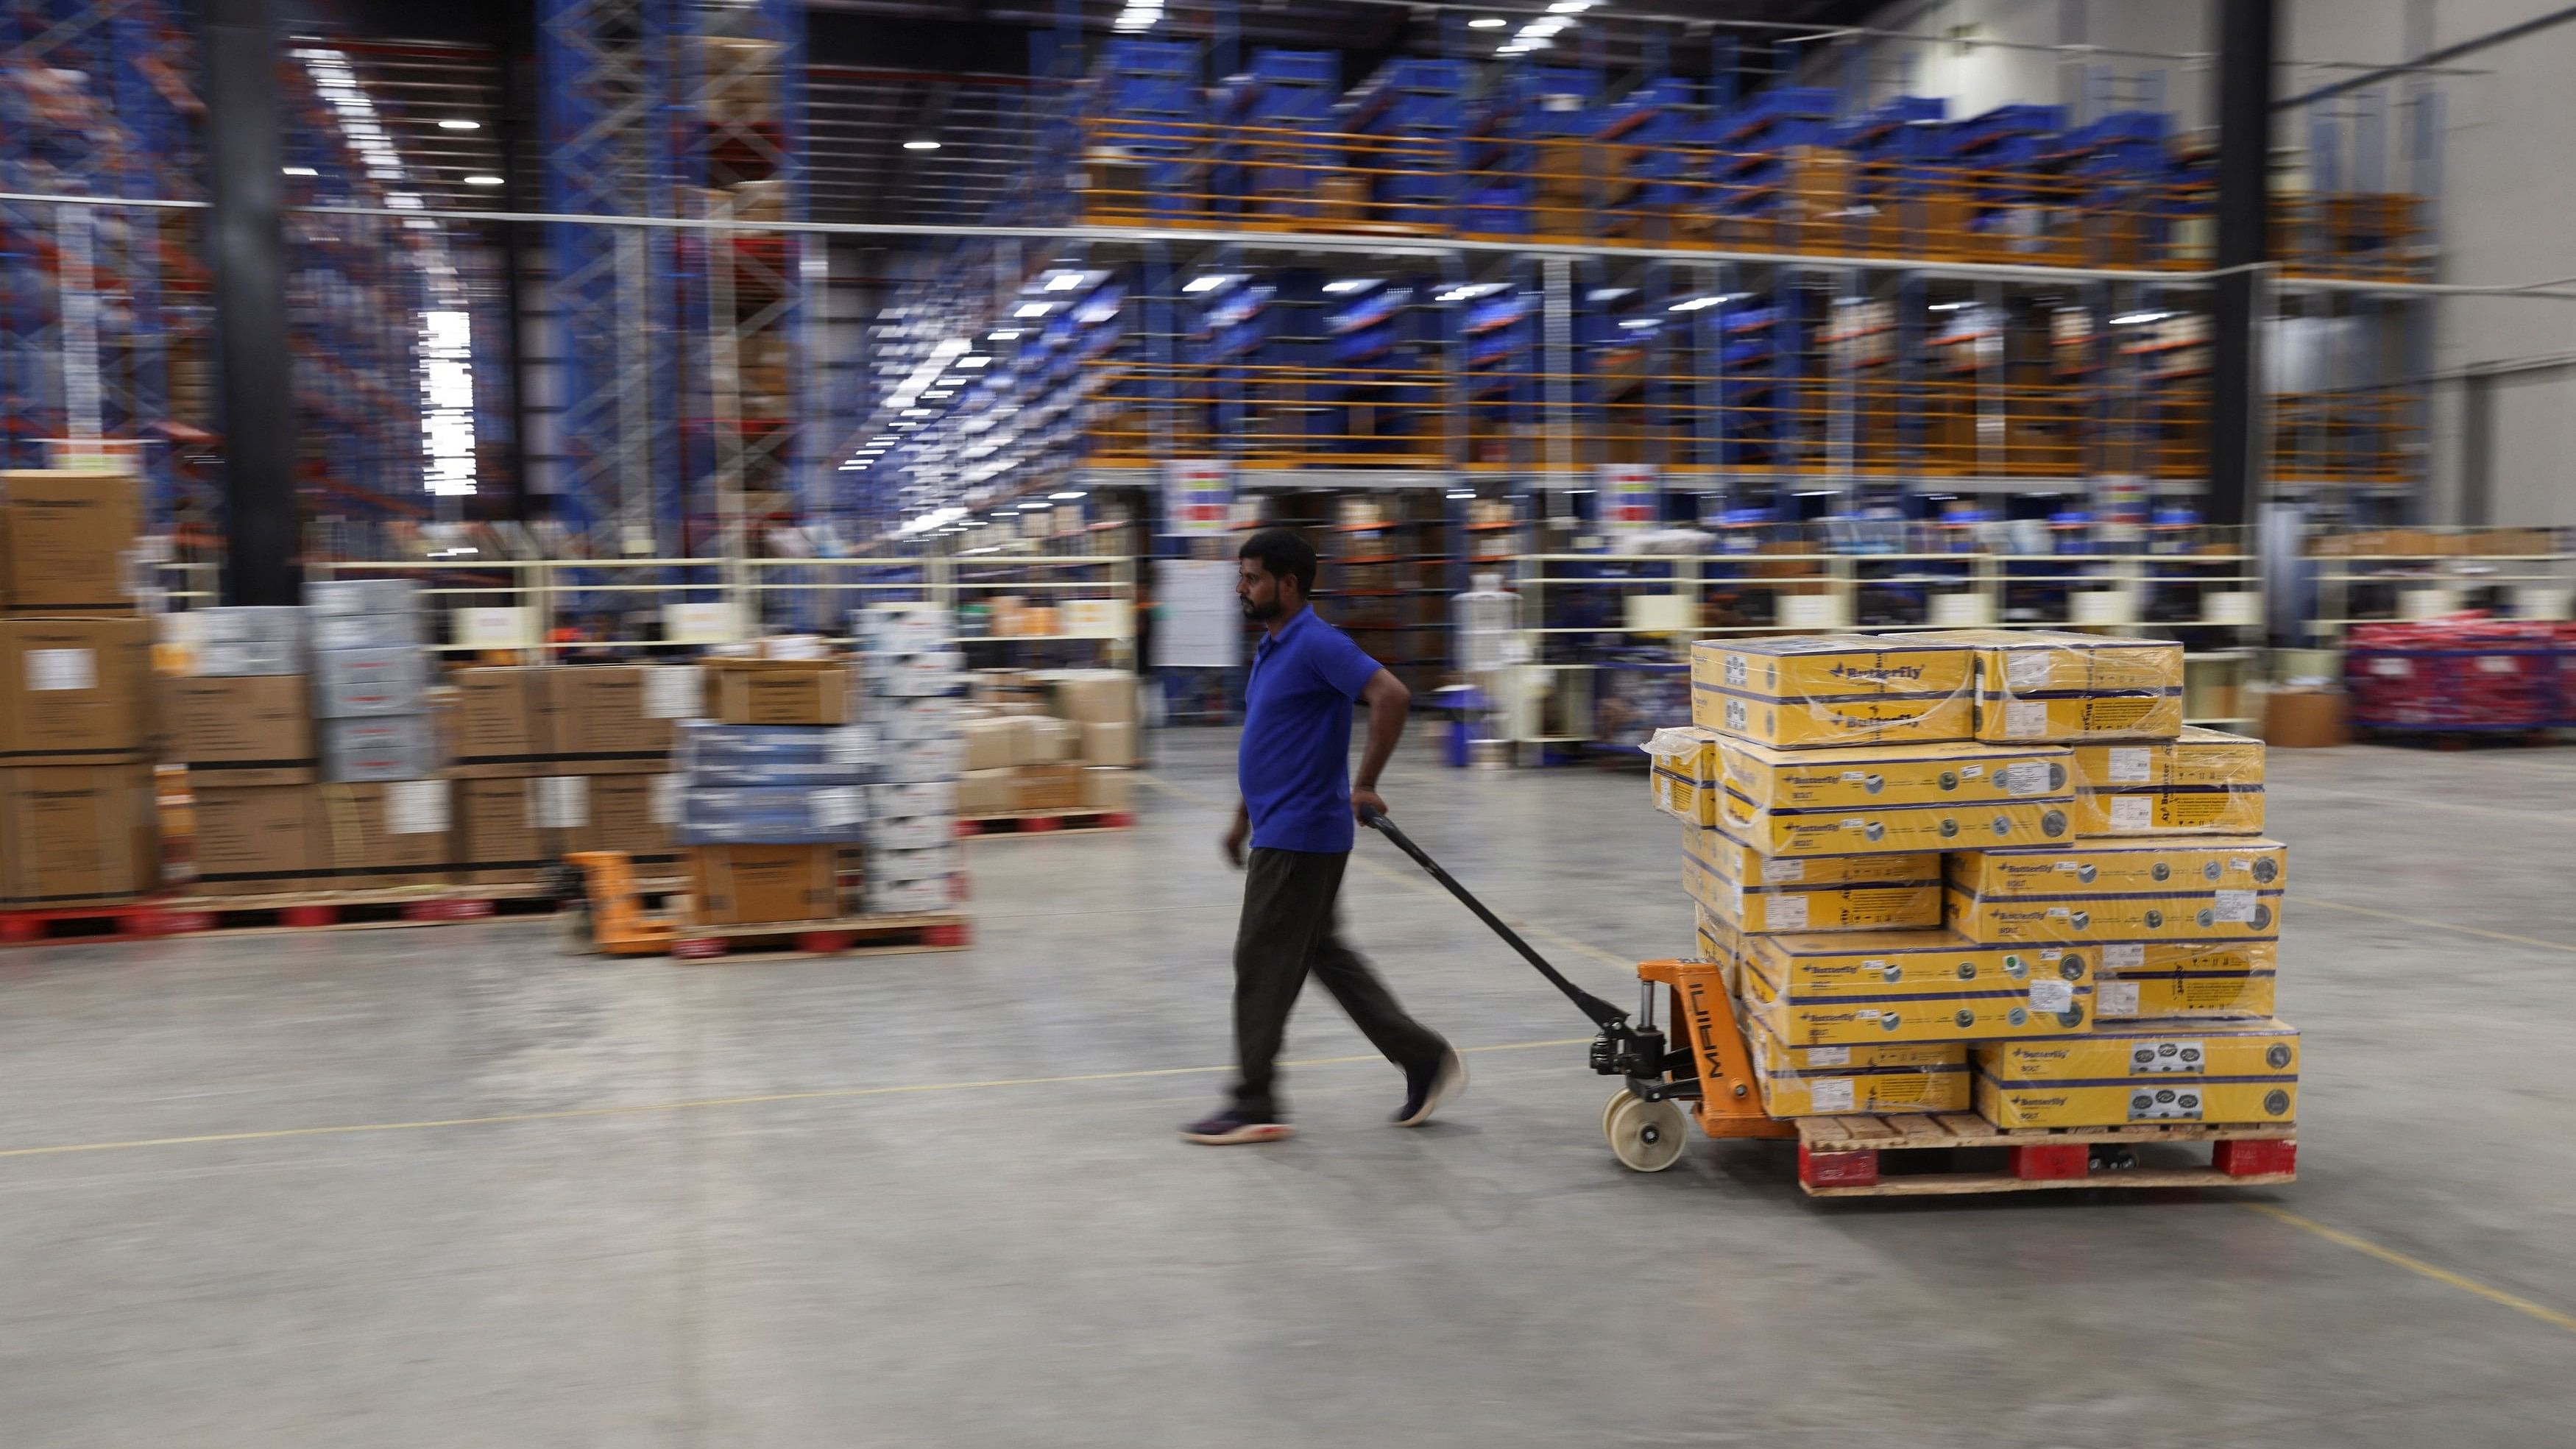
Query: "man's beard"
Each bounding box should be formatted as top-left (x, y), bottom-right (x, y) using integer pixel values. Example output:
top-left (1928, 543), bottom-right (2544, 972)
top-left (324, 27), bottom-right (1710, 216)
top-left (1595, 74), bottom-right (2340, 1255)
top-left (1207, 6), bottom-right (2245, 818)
top-left (1242, 593), bottom-right (1281, 623)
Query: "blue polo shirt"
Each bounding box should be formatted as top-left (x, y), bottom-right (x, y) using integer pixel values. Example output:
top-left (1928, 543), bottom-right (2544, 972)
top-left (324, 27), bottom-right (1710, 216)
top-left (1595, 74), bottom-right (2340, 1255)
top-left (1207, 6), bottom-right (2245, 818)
top-left (1240, 607), bottom-right (1382, 854)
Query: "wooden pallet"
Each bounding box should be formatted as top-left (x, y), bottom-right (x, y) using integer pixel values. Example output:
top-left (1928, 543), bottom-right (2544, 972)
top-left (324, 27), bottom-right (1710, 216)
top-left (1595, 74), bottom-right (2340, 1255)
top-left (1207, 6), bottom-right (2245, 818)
top-left (1794, 1111), bottom-right (2297, 1198)
top-left (956, 809), bottom-right (1136, 837)
top-left (1, 879), bottom-right (695, 945)
top-left (668, 910), bottom-right (972, 960)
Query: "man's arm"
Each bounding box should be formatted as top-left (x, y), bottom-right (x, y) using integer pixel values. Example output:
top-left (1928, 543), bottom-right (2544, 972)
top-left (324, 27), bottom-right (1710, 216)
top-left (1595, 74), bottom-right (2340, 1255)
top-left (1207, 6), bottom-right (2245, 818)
top-left (1222, 798), bottom-right (1250, 868)
top-left (1351, 666), bottom-right (1409, 821)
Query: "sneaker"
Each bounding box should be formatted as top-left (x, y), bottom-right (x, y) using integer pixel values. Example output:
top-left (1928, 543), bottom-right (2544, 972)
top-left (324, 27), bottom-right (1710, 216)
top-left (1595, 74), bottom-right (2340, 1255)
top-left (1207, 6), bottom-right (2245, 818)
top-left (1180, 1108), bottom-right (1293, 1145)
top-left (1392, 1047), bottom-right (1467, 1127)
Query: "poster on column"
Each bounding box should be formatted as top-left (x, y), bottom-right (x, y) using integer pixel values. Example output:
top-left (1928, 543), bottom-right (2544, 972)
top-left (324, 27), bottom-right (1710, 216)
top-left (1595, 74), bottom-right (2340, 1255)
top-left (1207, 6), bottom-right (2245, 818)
top-left (1155, 559), bottom-right (1244, 668)
top-left (1602, 463), bottom-right (1660, 534)
top-left (1163, 460), bottom-right (1234, 537)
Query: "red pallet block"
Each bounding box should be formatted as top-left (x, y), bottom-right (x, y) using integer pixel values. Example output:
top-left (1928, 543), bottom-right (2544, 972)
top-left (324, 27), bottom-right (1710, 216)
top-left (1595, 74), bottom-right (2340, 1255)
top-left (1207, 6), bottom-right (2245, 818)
top-left (2009, 1143), bottom-right (2092, 1180)
top-left (1798, 1143), bottom-right (1880, 1189)
top-left (923, 922), bottom-right (972, 948)
top-left (404, 898), bottom-right (495, 923)
top-left (671, 935), bottom-right (729, 960)
top-left (2214, 1138), bottom-right (2297, 1177)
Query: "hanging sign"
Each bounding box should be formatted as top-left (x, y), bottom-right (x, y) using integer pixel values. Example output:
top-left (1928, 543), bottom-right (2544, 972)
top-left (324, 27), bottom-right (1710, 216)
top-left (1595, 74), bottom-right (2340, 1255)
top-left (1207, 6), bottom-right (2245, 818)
top-left (1163, 460), bottom-right (1234, 537)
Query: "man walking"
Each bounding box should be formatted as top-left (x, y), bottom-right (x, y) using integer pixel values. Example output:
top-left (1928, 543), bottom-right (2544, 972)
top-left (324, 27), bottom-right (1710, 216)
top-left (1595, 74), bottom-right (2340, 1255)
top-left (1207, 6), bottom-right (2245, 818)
top-left (1181, 528), bottom-right (1465, 1146)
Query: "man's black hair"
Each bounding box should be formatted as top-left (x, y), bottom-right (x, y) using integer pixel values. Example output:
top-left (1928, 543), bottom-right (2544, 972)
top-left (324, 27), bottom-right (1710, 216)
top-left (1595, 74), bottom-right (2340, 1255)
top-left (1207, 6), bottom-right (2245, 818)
top-left (1238, 527), bottom-right (1318, 596)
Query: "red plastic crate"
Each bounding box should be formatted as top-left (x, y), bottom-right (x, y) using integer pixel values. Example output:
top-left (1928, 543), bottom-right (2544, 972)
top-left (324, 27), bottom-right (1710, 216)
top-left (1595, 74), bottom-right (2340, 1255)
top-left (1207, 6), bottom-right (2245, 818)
top-left (1797, 1143), bottom-right (1879, 1188)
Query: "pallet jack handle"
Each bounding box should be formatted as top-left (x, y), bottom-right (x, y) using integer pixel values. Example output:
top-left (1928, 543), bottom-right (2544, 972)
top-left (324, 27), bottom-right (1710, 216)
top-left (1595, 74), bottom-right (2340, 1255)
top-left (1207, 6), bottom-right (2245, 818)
top-left (1359, 804), bottom-right (1631, 1031)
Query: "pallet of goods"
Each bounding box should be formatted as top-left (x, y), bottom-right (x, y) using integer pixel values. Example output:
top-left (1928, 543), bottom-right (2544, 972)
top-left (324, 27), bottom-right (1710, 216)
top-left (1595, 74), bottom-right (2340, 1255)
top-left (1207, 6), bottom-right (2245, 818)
top-left (1642, 628), bottom-right (2296, 1197)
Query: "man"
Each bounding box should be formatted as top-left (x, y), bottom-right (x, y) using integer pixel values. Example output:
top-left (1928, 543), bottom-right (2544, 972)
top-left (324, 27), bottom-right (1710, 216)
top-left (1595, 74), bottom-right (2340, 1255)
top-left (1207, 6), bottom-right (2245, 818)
top-left (1181, 528), bottom-right (1465, 1146)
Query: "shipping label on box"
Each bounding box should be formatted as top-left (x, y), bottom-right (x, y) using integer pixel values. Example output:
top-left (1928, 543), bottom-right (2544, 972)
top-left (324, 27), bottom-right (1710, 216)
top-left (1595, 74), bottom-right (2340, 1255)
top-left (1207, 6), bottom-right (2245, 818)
top-left (193, 640), bottom-right (300, 677)
top-left (1947, 838), bottom-right (2286, 896)
top-left (314, 782), bottom-right (445, 885)
top-left (866, 812), bottom-right (953, 852)
top-left (1745, 1015), bottom-right (1970, 1117)
top-left (642, 665), bottom-right (704, 721)
top-left (690, 842), bottom-right (838, 925)
top-left (1683, 852), bottom-right (1939, 933)
top-left (1688, 635), bottom-right (1973, 749)
top-left (1974, 1018), bottom-right (2299, 1128)
top-left (2075, 786), bottom-right (2265, 837)
top-left (1945, 885), bottom-right (2282, 944)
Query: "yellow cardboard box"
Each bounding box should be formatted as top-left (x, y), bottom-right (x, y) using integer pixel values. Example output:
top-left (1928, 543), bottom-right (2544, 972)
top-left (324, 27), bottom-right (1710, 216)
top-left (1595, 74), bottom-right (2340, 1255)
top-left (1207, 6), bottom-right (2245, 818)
top-left (1681, 823), bottom-right (1935, 887)
top-left (1745, 1014), bottom-right (1970, 1116)
top-left (2095, 950), bottom-right (2278, 1019)
top-left (1685, 851), bottom-right (1940, 932)
top-left (1974, 1018), bottom-right (2299, 1127)
top-left (1694, 903), bottom-right (1740, 969)
top-left (1947, 838), bottom-right (2287, 896)
top-left (1722, 790), bottom-right (2073, 858)
top-left (1945, 884), bottom-right (2283, 944)
top-left (1689, 635), bottom-right (1973, 748)
top-left (1746, 967), bottom-right (2092, 1046)
top-left (1909, 628), bottom-right (2184, 743)
top-left (1713, 737), bottom-right (2075, 811)
top-left (2071, 727), bottom-right (2266, 835)
top-left (1741, 929), bottom-right (2092, 999)
top-left (1643, 726), bottom-right (1721, 826)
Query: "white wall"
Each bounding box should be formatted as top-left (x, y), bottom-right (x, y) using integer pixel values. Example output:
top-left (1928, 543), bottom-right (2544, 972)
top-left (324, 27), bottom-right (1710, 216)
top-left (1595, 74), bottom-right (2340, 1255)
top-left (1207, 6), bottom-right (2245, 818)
top-left (1830, 0), bottom-right (2576, 525)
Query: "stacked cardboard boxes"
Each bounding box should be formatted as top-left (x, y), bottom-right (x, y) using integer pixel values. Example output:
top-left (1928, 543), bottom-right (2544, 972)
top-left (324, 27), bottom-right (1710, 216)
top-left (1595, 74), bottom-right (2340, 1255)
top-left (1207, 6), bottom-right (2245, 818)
top-left (676, 656), bottom-right (867, 924)
top-left (1652, 630), bottom-right (2299, 1133)
top-left (955, 667), bottom-right (1139, 817)
top-left (855, 604), bottom-right (964, 916)
top-left (0, 472), bottom-right (159, 907)
top-left (308, 581), bottom-right (439, 784)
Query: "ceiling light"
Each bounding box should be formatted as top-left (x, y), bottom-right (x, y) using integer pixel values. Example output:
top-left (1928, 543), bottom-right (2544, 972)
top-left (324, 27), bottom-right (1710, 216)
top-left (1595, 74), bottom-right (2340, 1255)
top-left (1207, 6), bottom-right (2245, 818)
top-left (1669, 295), bottom-right (1723, 312)
top-left (1182, 275), bottom-right (1229, 294)
top-left (1013, 302), bottom-right (1052, 319)
top-left (1446, 490), bottom-right (1476, 499)
top-left (1043, 272), bottom-right (1083, 291)
top-left (903, 138), bottom-right (941, 152)
top-left (1548, 0), bottom-right (1595, 12)
top-left (282, 166), bottom-right (317, 177)
top-left (438, 118), bottom-right (480, 131)
top-left (957, 355), bottom-right (991, 368)
top-left (1321, 279), bottom-right (1373, 294)
top-left (464, 174), bottom-right (503, 187)
top-left (2112, 311), bottom-right (2172, 325)
top-left (1526, 18), bottom-right (1569, 35)
top-left (902, 408), bottom-right (933, 417)
top-left (987, 329), bottom-right (1023, 341)
top-left (1050, 490), bottom-right (1086, 500)
top-left (1469, 15), bottom-right (1506, 27)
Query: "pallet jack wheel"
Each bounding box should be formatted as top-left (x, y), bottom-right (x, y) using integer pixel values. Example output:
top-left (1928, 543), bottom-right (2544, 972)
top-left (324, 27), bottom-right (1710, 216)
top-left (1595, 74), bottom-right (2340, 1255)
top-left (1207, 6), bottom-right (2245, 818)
top-left (1601, 1088), bottom-right (1635, 1141)
top-left (1606, 1094), bottom-right (1689, 1173)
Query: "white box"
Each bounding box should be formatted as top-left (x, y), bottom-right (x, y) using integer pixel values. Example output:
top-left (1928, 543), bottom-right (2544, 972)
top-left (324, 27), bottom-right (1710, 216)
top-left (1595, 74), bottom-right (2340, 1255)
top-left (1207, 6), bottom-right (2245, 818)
top-left (876, 694), bottom-right (960, 743)
top-left (867, 814), bottom-right (955, 852)
top-left (877, 737), bottom-right (964, 783)
top-left (868, 843), bottom-right (960, 882)
top-left (864, 878), bottom-right (950, 915)
top-left (871, 780), bottom-right (957, 818)
top-left (866, 650), bottom-right (965, 696)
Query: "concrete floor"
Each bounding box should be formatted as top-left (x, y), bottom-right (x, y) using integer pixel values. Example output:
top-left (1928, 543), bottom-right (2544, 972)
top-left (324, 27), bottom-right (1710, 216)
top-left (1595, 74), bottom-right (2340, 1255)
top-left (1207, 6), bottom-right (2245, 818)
top-left (1, 736), bottom-right (2572, 1446)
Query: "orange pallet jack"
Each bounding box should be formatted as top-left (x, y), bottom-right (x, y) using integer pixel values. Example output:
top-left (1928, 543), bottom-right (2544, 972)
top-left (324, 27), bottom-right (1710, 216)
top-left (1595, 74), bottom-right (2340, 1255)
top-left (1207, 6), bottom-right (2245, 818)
top-left (1358, 807), bottom-right (1791, 1172)
top-left (559, 851), bottom-right (676, 957)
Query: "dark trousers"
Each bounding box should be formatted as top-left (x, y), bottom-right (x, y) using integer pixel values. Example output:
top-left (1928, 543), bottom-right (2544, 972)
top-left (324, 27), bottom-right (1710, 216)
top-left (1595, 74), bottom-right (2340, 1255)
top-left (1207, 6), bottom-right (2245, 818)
top-left (1231, 846), bottom-right (1446, 1121)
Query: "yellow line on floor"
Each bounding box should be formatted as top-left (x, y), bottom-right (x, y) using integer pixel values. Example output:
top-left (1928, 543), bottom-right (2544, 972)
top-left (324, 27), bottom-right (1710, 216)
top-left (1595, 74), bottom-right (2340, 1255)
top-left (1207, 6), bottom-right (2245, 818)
top-left (2242, 1204), bottom-right (2576, 1337)
top-left (0, 1038), bottom-right (1592, 1163)
top-left (2304, 896), bottom-right (2576, 954)
top-left (1137, 772), bottom-right (1638, 971)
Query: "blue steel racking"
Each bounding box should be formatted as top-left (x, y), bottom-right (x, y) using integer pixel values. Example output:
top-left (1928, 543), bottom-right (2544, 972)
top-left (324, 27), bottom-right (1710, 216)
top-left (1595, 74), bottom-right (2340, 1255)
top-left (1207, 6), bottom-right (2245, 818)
top-left (1215, 49), bottom-right (1336, 224)
top-left (1342, 58), bottom-right (1467, 230)
top-left (1708, 85), bottom-right (1835, 222)
top-left (0, 0), bottom-right (202, 528)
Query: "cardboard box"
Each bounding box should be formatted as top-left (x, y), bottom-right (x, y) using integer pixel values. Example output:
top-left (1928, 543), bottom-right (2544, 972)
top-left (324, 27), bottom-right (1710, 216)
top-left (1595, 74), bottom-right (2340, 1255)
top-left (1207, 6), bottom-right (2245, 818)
top-left (188, 783), bottom-right (323, 896)
top-left (1643, 726), bottom-right (1720, 826)
top-left (0, 472), bottom-right (139, 612)
top-left (704, 659), bottom-right (852, 726)
top-left (1013, 763), bottom-right (1085, 812)
top-left (305, 578), bottom-right (420, 617)
top-left (195, 606), bottom-right (305, 648)
top-left (1745, 964), bottom-right (2092, 1046)
top-left (453, 776), bottom-right (553, 883)
top-left (1027, 717), bottom-right (1082, 764)
top-left (1974, 1018), bottom-right (2299, 1127)
top-left (1080, 720), bottom-right (1137, 767)
top-left (310, 610), bottom-right (422, 652)
top-left (868, 843), bottom-right (959, 882)
top-left (2262, 687), bottom-right (2349, 748)
top-left (1082, 767), bottom-right (1133, 814)
top-left (2071, 727), bottom-right (2265, 792)
top-left (1710, 737), bottom-right (2076, 857)
top-left (876, 694), bottom-right (959, 743)
top-left (955, 768), bottom-right (1015, 816)
top-left (1694, 904), bottom-right (1738, 971)
top-left (1744, 1015), bottom-right (1970, 1117)
top-left (1741, 928), bottom-right (2092, 1000)
top-left (1684, 851), bottom-right (1939, 933)
top-left (1688, 636), bottom-right (1973, 748)
top-left (548, 666), bottom-right (684, 770)
top-left (450, 667), bottom-right (556, 776)
top-left (868, 812), bottom-right (952, 852)
top-left (1947, 838), bottom-right (2287, 897)
top-left (163, 673), bottom-right (316, 787)
top-left (864, 877), bottom-right (951, 915)
top-left (0, 762), bottom-right (158, 904)
top-left (0, 616), bottom-right (152, 765)
top-left (311, 646), bottom-right (428, 719)
top-left (1945, 881), bottom-right (2282, 945)
top-left (1680, 823), bottom-right (1935, 889)
top-left (565, 770), bottom-right (673, 864)
top-left (1040, 669), bottom-right (1139, 725)
top-left (319, 714), bottom-right (439, 783)
top-left (877, 735), bottom-right (963, 784)
top-left (194, 640), bottom-right (300, 677)
top-left (962, 717), bottom-right (1017, 772)
top-left (2094, 940), bottom-right (2279, 1019)
top-left (1912, 629), bottom-right (2185, 743)
top-left (689, 842), bottom-right (839, 925)
top-left (314, 780), bottom-right (448, 887)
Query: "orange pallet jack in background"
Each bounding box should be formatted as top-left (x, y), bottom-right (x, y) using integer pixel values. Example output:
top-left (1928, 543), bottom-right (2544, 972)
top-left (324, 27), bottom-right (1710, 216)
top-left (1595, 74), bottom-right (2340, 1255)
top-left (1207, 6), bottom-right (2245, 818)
top-left (559, 851), bottom-right (675, 957)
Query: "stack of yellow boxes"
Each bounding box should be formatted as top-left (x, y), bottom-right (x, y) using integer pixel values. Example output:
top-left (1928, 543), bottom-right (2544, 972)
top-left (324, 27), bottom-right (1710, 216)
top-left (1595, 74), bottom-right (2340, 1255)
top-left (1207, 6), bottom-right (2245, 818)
top-left (1649, 629), bottom-right (2298, 1133)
